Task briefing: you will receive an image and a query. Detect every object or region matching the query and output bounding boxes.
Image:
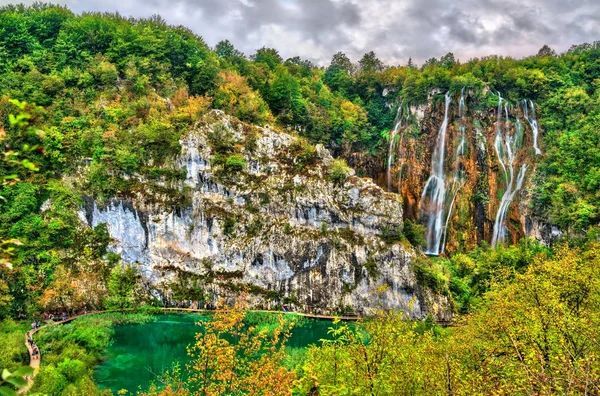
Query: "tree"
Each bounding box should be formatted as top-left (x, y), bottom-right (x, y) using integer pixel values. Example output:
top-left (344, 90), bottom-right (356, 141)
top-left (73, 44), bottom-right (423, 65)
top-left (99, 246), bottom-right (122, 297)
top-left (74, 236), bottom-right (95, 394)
top-left (214, 39), bottom-right (243, 59)
top-left (329, 51), bottom-right (354, 74)
top-left (269, 66), bottom-right (306, 126)
top-left (537, 44), bottom-right (557, 57)
top-left (440, 52), bottom-right (456, 68)
top-left (358, 51), bottom-right (384, 73)
top-left (252, 47), bottom-right (282, 71)
top-left (106, 265), bottom-right (140, 308)
top-left (185, 300), bottom-right (295, 396)
top-left (213, 70), bottom-right (273, 125)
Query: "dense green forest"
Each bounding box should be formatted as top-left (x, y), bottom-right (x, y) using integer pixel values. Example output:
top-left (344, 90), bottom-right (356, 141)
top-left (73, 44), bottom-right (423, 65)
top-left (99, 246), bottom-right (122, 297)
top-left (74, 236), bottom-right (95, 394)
top-left (1, 4), bottom-right (600, 395)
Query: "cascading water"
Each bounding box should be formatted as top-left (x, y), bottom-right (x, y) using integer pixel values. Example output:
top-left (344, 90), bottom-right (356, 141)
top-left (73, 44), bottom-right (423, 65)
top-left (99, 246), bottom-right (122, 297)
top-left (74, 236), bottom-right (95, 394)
top-left (397, 107), bottom-right (411, 190)
top-left (387, 106), bottom-right (403, 190)
top-left (441, 88), bottom-right (467, 252)
top-left (420, 92), bottom-right (451, 256)
top-left (523, 100), bottom-right (542, 155)
top-left (491, 95), bottom-right (529, 248)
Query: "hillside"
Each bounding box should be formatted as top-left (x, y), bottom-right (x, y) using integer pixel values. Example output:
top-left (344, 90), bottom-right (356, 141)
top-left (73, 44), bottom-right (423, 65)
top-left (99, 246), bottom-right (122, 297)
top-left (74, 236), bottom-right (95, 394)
top-left (1, 4), bottom-right (600, 395)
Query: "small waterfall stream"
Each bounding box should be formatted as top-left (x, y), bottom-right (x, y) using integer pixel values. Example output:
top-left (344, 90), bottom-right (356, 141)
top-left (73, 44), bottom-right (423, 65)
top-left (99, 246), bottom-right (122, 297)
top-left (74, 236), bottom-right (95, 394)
top-left (420, 92), bottom-right (451, 256)
top-left (387, 106), bottom-right (403, 190)
top-left (523, 100), bottom-right (542, 155)
top-left (491, 95), bottom-right (529, 248)
top-left (397, 106), bottom-right (411, 190)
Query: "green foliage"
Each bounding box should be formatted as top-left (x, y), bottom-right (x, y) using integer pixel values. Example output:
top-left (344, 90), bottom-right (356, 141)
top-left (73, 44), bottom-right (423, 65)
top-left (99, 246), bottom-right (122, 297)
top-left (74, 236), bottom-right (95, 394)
top-left (0, 366), bottom-right (34, 395)
top-left (224, 154), bottom-right (246, 172)
top-left (106, 265), bottom-right (141, 309)
top-left (411, 256), bottom-right (450, 294)
top-left (31, 312), bottom-right (154, 395)
top-left (380, 225), bottom-right (403, 245)
top-left (328, 159), bottom-right (351, 184)
top-left (403, 219), bottom-right (427, 248)
top-left (0, 321), bottom-right (28, 372)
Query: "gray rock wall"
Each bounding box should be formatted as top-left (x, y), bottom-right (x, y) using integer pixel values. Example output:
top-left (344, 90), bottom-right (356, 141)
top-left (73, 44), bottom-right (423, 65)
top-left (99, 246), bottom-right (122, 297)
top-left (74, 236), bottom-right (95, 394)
top-left (81, 111), bottom-right (452, 319)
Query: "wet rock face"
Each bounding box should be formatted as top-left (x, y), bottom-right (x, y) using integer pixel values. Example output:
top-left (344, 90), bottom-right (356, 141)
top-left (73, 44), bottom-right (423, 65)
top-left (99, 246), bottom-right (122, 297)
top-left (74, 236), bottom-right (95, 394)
top-left (81, 111), bottom-right (452, 319)
top-left (383, 92), bottom-right (557, 252)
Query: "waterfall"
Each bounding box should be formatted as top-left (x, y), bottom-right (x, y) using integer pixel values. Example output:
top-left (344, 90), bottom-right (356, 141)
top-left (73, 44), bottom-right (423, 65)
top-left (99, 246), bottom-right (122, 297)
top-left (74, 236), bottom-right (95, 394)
top-left (441, 88), bottom-right (467, 252)
top-left (491, 96), bottom-right (528, 248)
top-left (397, 108), bottom-right (411, 190)
top-left (523, 100), bottom-right (542, 155)
top-left (420, 92), bottom-right (451, 256)
top-left (387, 106), bottom-right (403, 191)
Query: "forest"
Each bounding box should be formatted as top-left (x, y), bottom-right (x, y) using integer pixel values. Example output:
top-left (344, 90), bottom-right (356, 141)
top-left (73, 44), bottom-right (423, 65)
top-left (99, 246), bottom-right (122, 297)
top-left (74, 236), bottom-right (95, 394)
top-left (1, 3), bottom-right (600, 395)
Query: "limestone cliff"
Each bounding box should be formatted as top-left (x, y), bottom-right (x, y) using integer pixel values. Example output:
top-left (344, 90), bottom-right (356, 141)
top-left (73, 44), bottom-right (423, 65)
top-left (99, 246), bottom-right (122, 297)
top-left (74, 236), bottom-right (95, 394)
top-left (80, 110), bottom-right (452, 319)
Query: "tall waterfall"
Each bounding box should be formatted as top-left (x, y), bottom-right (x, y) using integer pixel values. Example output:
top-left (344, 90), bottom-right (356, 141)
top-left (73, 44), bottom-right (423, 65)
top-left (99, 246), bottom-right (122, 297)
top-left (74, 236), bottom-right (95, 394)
top-left (492, 95), bottom-right (528, 248)
top-left (441, 88), bottom-right (467, 252)
top-left (420, 92), bottom-right (451, 256)
top-left (387, 106), bottom-right (403, 191)
top-left (523, 100), bottom-right (542, 155)
top-left (397, 106), bottom-right (411, 189)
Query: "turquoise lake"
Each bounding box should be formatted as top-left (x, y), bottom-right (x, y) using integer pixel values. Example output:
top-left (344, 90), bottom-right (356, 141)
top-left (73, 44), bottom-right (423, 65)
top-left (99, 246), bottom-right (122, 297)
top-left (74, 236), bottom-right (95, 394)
top-left (93, 313), bottom-right (334, 394)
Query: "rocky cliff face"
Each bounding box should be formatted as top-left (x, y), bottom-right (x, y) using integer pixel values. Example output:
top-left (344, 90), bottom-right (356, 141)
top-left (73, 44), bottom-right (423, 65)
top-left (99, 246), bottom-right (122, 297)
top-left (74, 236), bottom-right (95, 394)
top-left (80, 110), bottom-right (452, 319)
top-left (384, 90), bottom-right (559, 254)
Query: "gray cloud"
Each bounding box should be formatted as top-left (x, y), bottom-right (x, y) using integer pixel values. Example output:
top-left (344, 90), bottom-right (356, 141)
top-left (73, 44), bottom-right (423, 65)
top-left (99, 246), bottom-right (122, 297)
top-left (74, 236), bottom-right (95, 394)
top-left (1, 0), bottom-right (598, 65)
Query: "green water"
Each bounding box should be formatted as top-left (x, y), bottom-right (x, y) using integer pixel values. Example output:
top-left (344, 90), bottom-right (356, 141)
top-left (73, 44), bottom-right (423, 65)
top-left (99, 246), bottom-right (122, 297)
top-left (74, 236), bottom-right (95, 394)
top-left (93, 313), bottom-right (334, 394)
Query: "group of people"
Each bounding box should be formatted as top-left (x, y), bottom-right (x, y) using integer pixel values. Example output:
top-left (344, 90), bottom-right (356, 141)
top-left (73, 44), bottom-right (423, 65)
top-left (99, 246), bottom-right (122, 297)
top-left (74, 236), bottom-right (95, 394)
top-left (41, 312), bottom-right (69, 321)
top-left (26, 333), bottom-right (40, 360)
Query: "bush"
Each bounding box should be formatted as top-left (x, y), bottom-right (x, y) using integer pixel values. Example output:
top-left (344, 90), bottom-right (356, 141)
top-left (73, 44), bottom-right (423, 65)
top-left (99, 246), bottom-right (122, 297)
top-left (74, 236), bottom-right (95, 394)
top-left (31, 365), bottom-right (68, 395)
top-left (404, 219), bottom-right (427, 248)
top-left (328, 159), bottom-right (351, 184)
top-left (57, 358), bottom-right (87, 382)
top-left (291, 138), bottom-right (317, 169)
top-left (223, 215), bottom-right (237, 236)
top-left (411, 256), bottom-right (449, 293)
top-left (381, 225), bottom-right (403, 244)
top-left (207, 122), bottom-right (236, 155)
top-left (224, 154), bottom-right (246, 172)
top-left (0, 320), bottom-right (29, 372)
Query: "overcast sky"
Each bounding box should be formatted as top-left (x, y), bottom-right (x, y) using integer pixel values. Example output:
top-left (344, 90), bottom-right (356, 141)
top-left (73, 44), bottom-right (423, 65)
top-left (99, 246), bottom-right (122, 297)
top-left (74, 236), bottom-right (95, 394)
top-left (3, 0), bottom-right (599, 66)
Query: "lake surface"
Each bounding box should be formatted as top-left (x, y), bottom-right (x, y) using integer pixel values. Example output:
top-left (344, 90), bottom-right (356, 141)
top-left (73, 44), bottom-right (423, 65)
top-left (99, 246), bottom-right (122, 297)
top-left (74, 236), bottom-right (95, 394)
top-left (93, 313), bottom-right (334, 394)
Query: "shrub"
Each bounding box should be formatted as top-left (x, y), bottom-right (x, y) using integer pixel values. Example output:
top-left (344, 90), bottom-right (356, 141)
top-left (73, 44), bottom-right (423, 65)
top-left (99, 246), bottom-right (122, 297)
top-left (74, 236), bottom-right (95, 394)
top-left (328, 159), bottom-right (351, 184)
top-left (364, 256), bottom-right (380, 279)
top-left (31, 365), bottom-right (68, 395)
top-left (411, 256), bottom-right (449, 293)
top-left (207, 122), bottom-right (236, 155)
top-left (291, 138), bottom-right (317, 169)
top-left (57, 358), bottom-right (87, 382)
top-left (381, 225), bottom-right (403, 244)
top-left (0, 320), bottom-right (29, 372)
top-left (222, 215), bottom-right (236, 236)
top-left (224, 154), bottom-right (246, 172)
top-left (404, 219), bottom-right (427, 248)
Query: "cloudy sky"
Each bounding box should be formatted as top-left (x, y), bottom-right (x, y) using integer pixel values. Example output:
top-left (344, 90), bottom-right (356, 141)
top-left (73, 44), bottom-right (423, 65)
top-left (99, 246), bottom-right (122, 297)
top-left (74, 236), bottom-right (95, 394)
top-left (3, 0), bottom-right (599, 66)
